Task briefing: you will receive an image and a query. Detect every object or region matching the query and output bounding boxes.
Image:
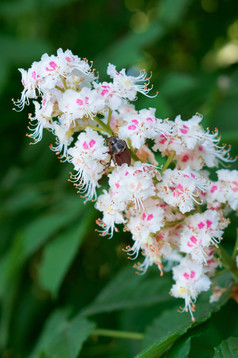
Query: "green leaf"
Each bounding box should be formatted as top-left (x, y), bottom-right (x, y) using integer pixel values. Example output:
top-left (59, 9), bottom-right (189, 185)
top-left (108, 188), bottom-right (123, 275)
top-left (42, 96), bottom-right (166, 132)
top-left (213, 337), bottom-right (238, 358)
top-left (167, 337), bottom-right (191, 358)
top-left (81, 266), bottom-right (173, 316)
top-left (29, 310), bottom-right (95, 358)
top-left (160, 73), bottom-right (196, 98)
top-left (38, 211), bottom-right (95, 297)
top-left (0, 197), bottom-right (89, 297)
top-left (160, 0), bottom-right (192, 26)
top-left (95, 23), bottom-right (165, 70)
top-left (29, 310), bottom-right (70, 357)
top-left (22, 196), bottom-right (87, 258)
top-left (96, 0), bottom-right (192, 71)
top-left (0, 35), bottom-right (52, 64)
top-left (43, 315), bottom-right (95, 358)
top-left (136, 290), bottom-right (230, 358)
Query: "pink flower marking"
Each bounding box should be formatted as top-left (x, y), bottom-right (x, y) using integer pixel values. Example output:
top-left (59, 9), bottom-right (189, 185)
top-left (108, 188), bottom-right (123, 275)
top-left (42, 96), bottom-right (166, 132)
top-left (89, 139), bottom-right (96, 148)
top-left (190, 173), bottom-right (195, 179)
top-left (32, 71), bottom-right (37, 80)
top-left (49, 61), bottom-right (57, 69)
top-left (210, 185), bottom-right (218, 193)
top-left (115, 183), bottom-right (120, 189)
top-left (101, 89), bottom-right (109, 96)
top-left (174, 183), bottom-right (183, 197)
top-left (184, 272), bottom-right (190, 280)
top-left (182, 154), bottom-right (189, 162)
top-left (207, 258), bottom-right (215, 265)
top-left (198, 145), bottom-right (203, 151)
top-left (66, 56), bottom-right (72, 62)
top-left (159, 134), bottom-right (167, 144)
top-left (231, 181), bottom-right (238, 192)
top-left (190, 270), bottom-right (195, 279)
top-left (147, 214), bottom-right (154, 221)
top-left (131, 119), bottom-right (139, 125)
top-left (46, 61), bottom-right (57, 71)
top-left (146, 117), bottom-right (153, 122)
top-left (82, 141), bottom-right (89, 150)
top-left (128, 125), bottom-right (137, 130)
top-left (180, 124), bottom-right (189, 134)
top-left (76, 99), bottom-right (84, 106)
top-left (198, 221), bottom-right (205, 229)
top-left (190, 236), bottom-right (197, 244)
top-left (125, 171), bottom-right (129, 176)
top-left (201, 191), bottom-right (206, 196)
top-left (206, 220), bottom-right (212, 228)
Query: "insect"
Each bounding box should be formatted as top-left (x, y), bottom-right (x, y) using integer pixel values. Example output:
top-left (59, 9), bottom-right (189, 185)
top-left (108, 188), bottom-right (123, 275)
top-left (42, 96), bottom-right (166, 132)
top-left (108, 136), bottom-right (131, 166)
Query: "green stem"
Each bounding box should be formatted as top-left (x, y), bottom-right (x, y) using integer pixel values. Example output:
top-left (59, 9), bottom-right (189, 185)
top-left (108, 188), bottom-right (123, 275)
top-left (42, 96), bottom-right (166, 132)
top-left (127, 138), bottom-right (140, 162)
top-left (161, 151), bottom-right (176, 173)
top-left (61, 76), bottom-right (68, 90)
top-left (107, 108), bottom-right (112, 126)
top-left (93, 116), bottom-right (114, 136)
top-left (232, 228), bottom-right (238, 259)
top-left (163, 218), bottom-right (184, 228)
top-left (91, 329), bottom-right (143, 340)
top-left (217, 245), bottom-right (238, 283)
top-left (55, 85), bottom-right (65, 93)
top-left (88, 125), bottom-right (106, 133)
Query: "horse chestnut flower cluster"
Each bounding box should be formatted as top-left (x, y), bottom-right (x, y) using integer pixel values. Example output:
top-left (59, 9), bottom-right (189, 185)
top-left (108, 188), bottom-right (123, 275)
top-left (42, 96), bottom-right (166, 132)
top-left (15, 49), bottom-right (238, 320)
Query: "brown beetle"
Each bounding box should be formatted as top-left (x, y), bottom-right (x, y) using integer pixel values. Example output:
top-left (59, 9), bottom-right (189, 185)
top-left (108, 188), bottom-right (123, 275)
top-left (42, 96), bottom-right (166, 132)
top-left (108, 136), bottom-right (131, 166)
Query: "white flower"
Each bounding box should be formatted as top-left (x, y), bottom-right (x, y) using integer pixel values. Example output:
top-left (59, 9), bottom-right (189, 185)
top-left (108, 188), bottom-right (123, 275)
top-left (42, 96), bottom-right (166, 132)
top-left (51, 121), bottom-right (74, 159)
top-left (95, 190), bottom-right (126, 238)
top-left (107, 63), bottom-right (155, 100)
top-left (108, 162), bottom-right (157, 210)
top-left (27, 99), bottom-right (54, 143)
top-left (171, 257), bottom-right (211, 320)
top-left (157, 168), bottom-right (207, 213)
top-left (137, 225), bottom-right (182, 274)
top-left (56, 48), bottom-right (94, 77)
top-left (68, 128), bottom-right (109, 200)
top-left (118, 107), bottom-right (167, 149)
top-left (126, 198), bottom-right (164, 257)
top-left (153, 115), bottom-right (230, 169)
top-left (217, 170), bottom-right (238, 210)
top-left (58, 88), bottom-right (105, 122)
top-left (15, 49), bottom-right (95, 110)
top-left (93, 81), bottom-right (122, 110)
top-left (206, 170), bottom-right (238, 210)
top-left (179, 210), bottom-right (228, 263)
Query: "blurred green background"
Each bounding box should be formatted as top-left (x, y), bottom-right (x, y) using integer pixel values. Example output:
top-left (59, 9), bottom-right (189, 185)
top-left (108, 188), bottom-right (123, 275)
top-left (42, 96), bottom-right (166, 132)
top-left (0, 0), bottom-right (238, 357)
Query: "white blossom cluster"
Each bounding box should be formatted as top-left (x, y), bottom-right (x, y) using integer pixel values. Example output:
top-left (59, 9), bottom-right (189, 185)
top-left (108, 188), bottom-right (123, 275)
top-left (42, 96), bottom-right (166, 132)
top-left (16, 49), bottom-right (238, 320)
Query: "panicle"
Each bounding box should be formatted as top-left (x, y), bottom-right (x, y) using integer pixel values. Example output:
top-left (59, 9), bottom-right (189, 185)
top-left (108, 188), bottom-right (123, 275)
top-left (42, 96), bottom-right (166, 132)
top-left (16, 48), bottom-right (237, 321)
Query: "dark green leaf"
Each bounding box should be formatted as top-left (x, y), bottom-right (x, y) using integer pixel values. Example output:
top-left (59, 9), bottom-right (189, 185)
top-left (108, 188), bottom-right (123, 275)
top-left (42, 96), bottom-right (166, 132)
top-left (43, 315), bottom-right (95, 358)
top-left (0, 197), bottom-right (88, 297)
top-left (167, 337), bottom-right (191, 358)
top-left (38, 211), bottom-right (95, 297)
top-left (160, 0), bottom-right (192, 26)
top-left (22, 196), bottom-right (86, 258)
top-left (0, 35), bottom-right (52, 64)
top-left (213, 337), bottom-right (238, 358)
top-left (136, 291), bottom-right (230, 358)
top-left (81, 266), bottom-right (173, 316)
top-left (29, 310), bottom-right (95, 358)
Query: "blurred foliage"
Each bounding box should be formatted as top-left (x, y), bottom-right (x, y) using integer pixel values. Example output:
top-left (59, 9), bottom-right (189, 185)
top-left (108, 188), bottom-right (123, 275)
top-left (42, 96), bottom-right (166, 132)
top-left (0, 0), bottom-right (238, 357)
